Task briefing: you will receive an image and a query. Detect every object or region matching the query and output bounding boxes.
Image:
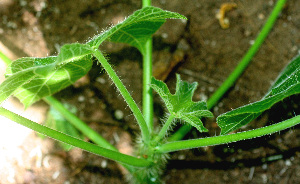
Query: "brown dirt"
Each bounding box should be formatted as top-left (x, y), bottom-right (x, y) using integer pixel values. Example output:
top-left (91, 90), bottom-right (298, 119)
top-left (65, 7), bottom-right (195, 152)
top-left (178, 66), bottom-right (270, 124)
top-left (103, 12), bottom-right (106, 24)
top-left (0, 0), bottom-right (299, 183)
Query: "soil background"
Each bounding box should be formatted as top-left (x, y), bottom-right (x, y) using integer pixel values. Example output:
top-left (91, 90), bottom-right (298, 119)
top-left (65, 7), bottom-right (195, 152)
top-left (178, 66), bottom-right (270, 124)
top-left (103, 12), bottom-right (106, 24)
top-left (0, 0), bottom-right (299, 183)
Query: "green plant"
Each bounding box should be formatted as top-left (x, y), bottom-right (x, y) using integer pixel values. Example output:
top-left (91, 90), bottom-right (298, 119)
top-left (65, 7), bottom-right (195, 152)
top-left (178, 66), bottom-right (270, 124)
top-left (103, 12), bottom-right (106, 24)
top-left (0, 0), bottom-right (299, 183)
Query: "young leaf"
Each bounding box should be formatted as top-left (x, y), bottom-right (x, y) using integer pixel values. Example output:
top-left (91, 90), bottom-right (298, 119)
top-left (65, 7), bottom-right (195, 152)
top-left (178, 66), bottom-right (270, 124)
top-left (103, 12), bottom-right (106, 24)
top-left (3, 43), bottom-right (94, 108)
top-left (87, 6), bottom-right (186, 55)
top-left (217, 54), bottom-right (300, 135)
top-left (150, 74), bottom-right (213, 132)
top-left (0, 57), bottom-right (55, 106)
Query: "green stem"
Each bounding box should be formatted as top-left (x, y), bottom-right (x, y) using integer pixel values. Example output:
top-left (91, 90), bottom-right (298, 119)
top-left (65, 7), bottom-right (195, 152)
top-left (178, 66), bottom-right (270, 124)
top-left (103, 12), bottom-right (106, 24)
top-left (0, 51), bottom-right (12, 65)
top-left (207, 0), bottom-right (287, 108)
top-left (0, 52), bottom-right (138, 172)
top-left (158, 115), bottom-right (300, 153)
top-left (92, 49), bottom-right (150, 143)
top-left (155, 114), bottom-right (175, 142)
top-left (0, 107), bottom-right (153, 167)
top-left (0, 50), bottom-right (118, 151)
top-left (44, 96), bottom-right (117, 151)
top-left (44, 96), bottom-right (137, 173)
top-left (142, 0), bottom-right (151, 7)
top-left (143, 39), bottom-right (154, 134)
top-left (142, 0), bottom-right (154, 134)
top-left (169, 0), bottom-right (287, 141)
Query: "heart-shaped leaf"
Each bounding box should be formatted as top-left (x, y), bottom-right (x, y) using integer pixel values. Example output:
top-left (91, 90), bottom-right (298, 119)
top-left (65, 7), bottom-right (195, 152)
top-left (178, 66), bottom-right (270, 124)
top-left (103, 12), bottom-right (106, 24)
top-left (87, 6), bottom-right (186, 55)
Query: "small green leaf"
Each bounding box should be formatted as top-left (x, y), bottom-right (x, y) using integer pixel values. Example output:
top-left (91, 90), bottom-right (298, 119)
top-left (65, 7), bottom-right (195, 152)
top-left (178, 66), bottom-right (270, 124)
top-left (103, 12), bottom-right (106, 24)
top-left (87, 6), bottom-right (186, 55)
top-left (0, 57), bottom-right (55, 106)
top-left (150, 74), bottom-right (213, 132)
top-left (17, 58), bottom-right (92, 108)
top-left (217, 54), bottom-right (300, 135)
top-left (2, 43), bottom-right (94, 108)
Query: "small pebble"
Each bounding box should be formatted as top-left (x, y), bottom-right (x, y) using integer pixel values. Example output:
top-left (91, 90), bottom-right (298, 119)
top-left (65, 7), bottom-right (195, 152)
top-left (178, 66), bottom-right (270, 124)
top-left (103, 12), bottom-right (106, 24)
top-left (96, 77), bottom-right (106, 84)
top-left (52, 171), bottom-right (60, 179)
top-left (208, 86), bottom-right (214, 92)
top-left (258, 13), bottom-right (265, 20)
top-left (178, 155), bottom-right (185, 160)
top-left (261, 174), bottom-right (268, 183)
top-left (285, 159), bottom-right (291, 166)
top-left (161, 33), bottom-right (168, 39)
top-left (89, 98), bottom-right (95, 104)
top-left (114, 110), bottom-right (124, 120)
top-left (262, 163), bottom-right (268, 170)
top-left (78, 95), bottom-right (85, 102)
top-left (101, 160), bottom-right (107, 168)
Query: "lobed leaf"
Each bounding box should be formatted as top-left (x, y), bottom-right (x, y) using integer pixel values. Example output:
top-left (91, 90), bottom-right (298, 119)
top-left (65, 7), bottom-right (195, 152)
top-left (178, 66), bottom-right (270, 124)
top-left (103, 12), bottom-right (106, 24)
top-left (150, 74), bottom-right (213, 132)
top-left (87, 6), bottom-right (186, 55)
top-left (217, 54), bottom-right (300, 135)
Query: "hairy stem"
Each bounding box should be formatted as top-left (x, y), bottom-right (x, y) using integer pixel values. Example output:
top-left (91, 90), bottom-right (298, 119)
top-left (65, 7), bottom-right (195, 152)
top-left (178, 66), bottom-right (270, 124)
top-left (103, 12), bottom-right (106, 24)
top-left (155, 114), bottom-right (175, 142)
top-left (93, 49), bottom-right (150, 143)
top-left (0, 107), bottom-right (153, 167)
top-left (158, 115), bottom-right (300, 153)
top-left (0, 52), bottom-right (139, 173)
top-left (169, 0), bottom-right (287, 141)
top-left (0, 50), bottom-right (118, 150)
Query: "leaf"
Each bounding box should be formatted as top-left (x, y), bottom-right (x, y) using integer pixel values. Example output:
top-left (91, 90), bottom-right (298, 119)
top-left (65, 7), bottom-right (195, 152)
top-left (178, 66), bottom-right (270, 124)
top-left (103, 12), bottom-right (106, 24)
top-left (269, 54), bottom-right (300, 92)
top-left (0, 57), bottom-right (55, 106)
top-left (56, 43), bottom-right (93, 66)
top-left (217, 54), bottom-right (300, 135)
top-left (2, 43), bottom-right (93, 108)
top-left (150, 74), bottom-right (213, 132)
top-left (270, 55), bottom-right (300, 95)
top-left (0, 68), bottom-right (35, 105)
top-left (1, 7), bottom-right (185, 108)
top-left (87, 6), bottom-right (186, 55)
